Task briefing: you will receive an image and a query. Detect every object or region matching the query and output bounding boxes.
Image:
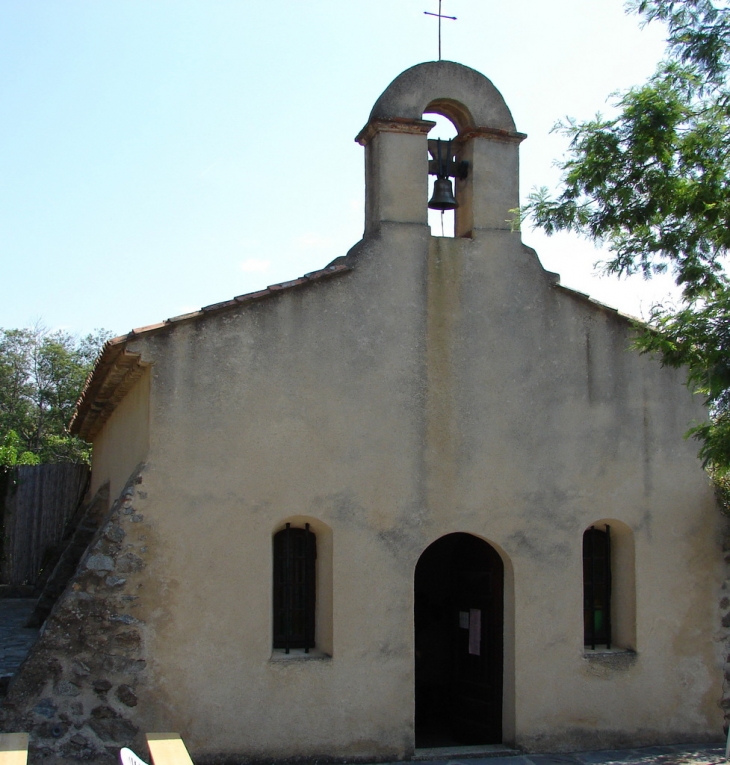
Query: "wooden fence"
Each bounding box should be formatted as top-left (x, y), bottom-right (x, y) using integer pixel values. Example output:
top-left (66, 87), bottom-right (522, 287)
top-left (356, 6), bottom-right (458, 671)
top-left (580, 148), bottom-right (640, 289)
top-left (0, 464), bottom-right (89, 587)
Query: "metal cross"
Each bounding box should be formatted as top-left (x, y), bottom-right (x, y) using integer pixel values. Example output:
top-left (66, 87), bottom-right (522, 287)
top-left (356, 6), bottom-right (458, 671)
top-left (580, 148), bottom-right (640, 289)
top-left (424, 0), bottom-right (456, 61)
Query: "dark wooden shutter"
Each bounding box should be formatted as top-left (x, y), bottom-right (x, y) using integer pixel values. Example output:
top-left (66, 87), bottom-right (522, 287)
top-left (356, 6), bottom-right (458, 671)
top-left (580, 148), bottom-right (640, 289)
top-left (583, 525), bottom-right (611, 649)
top-left (273, 524), bottom-right (316, 652)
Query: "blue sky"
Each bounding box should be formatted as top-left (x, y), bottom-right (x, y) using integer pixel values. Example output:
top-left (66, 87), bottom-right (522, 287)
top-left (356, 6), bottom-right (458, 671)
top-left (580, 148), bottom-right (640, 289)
top-left (1, 1), bottom-right (673, 337)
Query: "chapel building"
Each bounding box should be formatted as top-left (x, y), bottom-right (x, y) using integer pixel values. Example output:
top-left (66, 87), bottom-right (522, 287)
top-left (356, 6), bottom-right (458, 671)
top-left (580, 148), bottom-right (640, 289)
top-left (1, 61), bottom-right (725, 763)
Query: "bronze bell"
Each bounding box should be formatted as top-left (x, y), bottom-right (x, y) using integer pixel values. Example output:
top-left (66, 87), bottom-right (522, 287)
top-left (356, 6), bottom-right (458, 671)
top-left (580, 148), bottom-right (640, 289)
top-left (428, 177), bottom-right (458, 210)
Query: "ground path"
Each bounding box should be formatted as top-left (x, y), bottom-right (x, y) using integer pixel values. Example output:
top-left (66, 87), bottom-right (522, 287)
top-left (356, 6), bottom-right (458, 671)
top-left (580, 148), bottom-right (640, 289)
top-left (0, 598), bottom-right (39, 693)
top-left (402, 744), bottom-right (725, 765)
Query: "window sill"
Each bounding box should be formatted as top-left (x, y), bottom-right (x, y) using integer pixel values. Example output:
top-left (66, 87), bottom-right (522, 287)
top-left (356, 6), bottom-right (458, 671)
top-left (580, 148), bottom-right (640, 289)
top-left (270, 648), bottom-right (331, 662)
top-left (583, 648), bottom-right (637, 670)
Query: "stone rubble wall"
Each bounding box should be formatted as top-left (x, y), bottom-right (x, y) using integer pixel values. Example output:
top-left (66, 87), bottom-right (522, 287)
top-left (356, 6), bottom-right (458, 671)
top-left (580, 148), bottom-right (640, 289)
top-left (0, 465), bottom-right (152, 764)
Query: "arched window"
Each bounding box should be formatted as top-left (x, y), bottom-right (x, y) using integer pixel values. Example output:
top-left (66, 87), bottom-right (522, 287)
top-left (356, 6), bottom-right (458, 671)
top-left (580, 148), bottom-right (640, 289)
top-left (582, 520), bottom-right (636, 652)
top-left (273, 523), bottom-right (316, 653)
top-left (583, 525), bottom-right (612, 648)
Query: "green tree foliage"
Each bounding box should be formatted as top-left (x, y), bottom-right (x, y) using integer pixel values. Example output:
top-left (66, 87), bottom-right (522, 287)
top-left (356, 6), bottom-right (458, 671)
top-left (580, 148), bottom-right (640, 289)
top-left (0, 430), bottom-right (39, 467)
top-left (0, 326), bottom-right (111, 466)
top-left (523, 0), bottom-right (730, 474)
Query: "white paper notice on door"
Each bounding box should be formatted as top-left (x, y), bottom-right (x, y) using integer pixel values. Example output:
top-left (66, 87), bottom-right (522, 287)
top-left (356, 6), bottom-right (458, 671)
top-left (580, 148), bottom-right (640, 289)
top-left (469, 608), bottom-right (481, 655)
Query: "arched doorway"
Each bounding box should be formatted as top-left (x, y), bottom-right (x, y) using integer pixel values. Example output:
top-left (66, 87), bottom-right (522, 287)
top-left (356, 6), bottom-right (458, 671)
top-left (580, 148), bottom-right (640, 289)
top-left (414, 533), bottom-right (503, 747)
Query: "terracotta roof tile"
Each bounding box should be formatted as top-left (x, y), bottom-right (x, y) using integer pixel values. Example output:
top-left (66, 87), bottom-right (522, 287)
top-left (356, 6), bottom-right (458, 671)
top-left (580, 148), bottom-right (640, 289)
top-left (304, 264), bottom-right (349, 279)
top-left (165, 310), bottom-right (204, 323)
top-left (106, 334), bottom-right (131, 347)
top-left (201, 299), bottom-right (239, 313)
top-left (128, 321), bottom-right (168, 336)
top-left (268, 278), bottom-right (307, 291)
top-left (234, 290), bottom-right (270, 303)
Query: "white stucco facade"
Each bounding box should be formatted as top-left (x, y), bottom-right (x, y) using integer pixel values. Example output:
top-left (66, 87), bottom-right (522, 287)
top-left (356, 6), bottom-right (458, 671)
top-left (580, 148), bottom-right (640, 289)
top-left (55, 61), bottom-right (727, 761)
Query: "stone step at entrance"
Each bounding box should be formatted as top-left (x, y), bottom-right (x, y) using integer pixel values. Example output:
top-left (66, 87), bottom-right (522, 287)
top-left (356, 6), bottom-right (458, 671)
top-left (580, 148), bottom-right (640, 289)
top-left (414, 745), bottom-right (522, 761)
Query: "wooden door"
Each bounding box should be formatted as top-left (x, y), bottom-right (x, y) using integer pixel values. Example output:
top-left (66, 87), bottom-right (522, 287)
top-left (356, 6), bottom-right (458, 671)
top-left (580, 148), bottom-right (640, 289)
top-left (415, 533), bottom-right (503, 747)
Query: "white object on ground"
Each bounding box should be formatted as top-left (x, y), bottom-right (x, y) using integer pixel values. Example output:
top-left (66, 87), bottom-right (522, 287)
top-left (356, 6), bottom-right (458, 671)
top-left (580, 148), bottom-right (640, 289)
top-left (120, 747), bottom-right (148, 765)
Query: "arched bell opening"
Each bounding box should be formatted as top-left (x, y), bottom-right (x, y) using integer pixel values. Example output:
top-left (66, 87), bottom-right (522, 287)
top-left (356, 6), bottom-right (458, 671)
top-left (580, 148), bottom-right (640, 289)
top-left (414, 532), bottom-right (504, 747)
top-left (423, 98), bottom-right (475, 134)
top-left (424, 112), bottom-right (459, 238)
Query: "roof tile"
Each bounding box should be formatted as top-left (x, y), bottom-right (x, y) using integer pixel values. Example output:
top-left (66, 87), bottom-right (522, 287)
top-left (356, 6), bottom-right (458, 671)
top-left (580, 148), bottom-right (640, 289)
top-left (201, 298), bottom-right (239, 313)
top-left (234, 290), bottom-right (270, 303)
top-left (268, 278), bottom-right (307, 291)
top-left (165, 310), bottom-right (204, 323)
top-left (128, 322), bottom-right (167, 336)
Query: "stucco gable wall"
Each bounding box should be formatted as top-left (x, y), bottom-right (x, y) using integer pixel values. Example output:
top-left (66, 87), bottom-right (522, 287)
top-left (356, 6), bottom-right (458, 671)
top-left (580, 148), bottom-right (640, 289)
top-left (97, 221), bottom-right (726, 759)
